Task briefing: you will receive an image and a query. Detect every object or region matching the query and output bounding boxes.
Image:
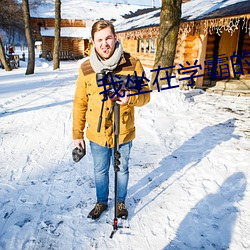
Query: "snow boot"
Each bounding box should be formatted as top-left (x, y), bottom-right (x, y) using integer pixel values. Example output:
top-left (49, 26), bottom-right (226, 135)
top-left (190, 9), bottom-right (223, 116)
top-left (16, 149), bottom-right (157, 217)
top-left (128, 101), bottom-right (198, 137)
top-left (117, 202), bottom-right (128, 219)
top-left (87, 202), bottom-right (108, 220)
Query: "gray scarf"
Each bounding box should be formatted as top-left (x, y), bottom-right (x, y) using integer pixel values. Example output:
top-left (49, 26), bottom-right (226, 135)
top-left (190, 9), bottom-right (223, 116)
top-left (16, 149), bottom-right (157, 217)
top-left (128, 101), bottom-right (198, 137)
top-left (90, 41), bottom-right (123, 73)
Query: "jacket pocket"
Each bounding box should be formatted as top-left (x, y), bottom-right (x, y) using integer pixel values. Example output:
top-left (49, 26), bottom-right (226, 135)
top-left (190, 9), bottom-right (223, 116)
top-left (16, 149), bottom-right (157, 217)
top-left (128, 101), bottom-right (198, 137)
top-left (120, 107), bottom-right (134, 133)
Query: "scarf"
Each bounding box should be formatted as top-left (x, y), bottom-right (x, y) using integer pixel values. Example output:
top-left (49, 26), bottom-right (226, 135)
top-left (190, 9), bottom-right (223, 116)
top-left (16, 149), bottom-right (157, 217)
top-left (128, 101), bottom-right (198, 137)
top-left (90, 41), bottom-right (123, 73)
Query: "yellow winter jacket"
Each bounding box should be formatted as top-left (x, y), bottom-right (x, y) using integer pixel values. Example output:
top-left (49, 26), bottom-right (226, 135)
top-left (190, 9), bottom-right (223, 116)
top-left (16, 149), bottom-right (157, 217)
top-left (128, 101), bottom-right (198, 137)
top-left (72, 52), bottom-right (150, 148)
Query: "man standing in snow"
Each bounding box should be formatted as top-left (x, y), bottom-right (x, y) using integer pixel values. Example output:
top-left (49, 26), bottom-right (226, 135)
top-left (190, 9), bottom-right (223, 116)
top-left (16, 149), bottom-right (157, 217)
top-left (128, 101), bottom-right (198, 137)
top-left (72, 20), bottom-right (150, 220)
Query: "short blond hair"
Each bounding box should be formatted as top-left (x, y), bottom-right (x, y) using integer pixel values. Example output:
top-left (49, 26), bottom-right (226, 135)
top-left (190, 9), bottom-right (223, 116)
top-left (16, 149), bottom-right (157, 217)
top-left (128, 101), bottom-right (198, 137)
top-left (91, 20), bottom-right (116, 40)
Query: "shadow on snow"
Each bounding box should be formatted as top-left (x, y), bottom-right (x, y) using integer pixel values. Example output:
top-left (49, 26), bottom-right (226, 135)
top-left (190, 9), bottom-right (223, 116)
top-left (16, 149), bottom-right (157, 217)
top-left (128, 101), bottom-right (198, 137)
top-left (0, 100), bottom-right (73, 117)
top-left (128, 118), bottom-right (239, 213)
top-left (164, 172), bottom-right (247, 249)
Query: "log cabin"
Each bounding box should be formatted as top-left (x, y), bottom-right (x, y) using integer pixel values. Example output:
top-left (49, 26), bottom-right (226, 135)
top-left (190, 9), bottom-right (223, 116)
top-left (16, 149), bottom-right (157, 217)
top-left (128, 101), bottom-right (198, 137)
top-left (115, 0), bottom-right (250, 88)
top-left (30, 1), bottom-right (152, 61)
top-left (31, 18), bottom-right (92, 60)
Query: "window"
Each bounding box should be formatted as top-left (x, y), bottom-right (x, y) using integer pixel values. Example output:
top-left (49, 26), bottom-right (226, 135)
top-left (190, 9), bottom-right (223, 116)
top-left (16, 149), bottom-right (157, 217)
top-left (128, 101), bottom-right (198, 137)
top-left (137, 38), bottom-right (156, 54)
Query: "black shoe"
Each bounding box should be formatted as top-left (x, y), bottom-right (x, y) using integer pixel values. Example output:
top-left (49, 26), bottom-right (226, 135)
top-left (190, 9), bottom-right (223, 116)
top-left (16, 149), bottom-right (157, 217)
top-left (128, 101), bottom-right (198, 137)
top-left (117, 202), bottom-right (128, 219)
top-left (87, 202), bottom-right (108, 220)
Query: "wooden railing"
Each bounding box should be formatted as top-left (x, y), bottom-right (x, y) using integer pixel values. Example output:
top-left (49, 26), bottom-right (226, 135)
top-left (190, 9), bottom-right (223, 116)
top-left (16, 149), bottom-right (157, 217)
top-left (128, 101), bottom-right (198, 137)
top-left (46, 51), bottom-right (83, 61)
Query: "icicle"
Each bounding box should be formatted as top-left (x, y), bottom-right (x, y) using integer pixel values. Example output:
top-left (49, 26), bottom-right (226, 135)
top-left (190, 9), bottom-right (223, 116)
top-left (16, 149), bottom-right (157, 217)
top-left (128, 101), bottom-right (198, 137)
top-left (203, 20), bottom-right (208, 37)
top-left (247, 17), bottom-right (250, 36)
top-left (248, 20), bottom-right (250, 36)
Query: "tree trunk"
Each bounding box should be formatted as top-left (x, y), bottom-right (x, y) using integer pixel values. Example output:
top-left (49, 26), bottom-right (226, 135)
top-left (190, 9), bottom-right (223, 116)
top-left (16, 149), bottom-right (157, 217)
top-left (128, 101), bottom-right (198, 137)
top-left (0, 37), bottom-right (11, 71)
top-left (53, 0), bottom-right (61, 70)
top-left (150, 0), bottom-right (182, 90)
top-left (22, 0), bottom-right (35, 75)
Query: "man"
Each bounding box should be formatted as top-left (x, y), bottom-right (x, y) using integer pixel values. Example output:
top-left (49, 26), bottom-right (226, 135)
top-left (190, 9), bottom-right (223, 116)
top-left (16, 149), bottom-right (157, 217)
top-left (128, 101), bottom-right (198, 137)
top-left (8, 46), bottom-right (14, 54)
top-left (72, 20), bottom-right (150, 220)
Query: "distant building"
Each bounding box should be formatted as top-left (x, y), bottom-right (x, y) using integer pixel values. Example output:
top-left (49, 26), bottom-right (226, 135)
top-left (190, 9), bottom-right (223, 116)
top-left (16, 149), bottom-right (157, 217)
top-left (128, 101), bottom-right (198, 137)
top-left (30, 1), bottom-right (151, 61)
top-left (31, 18), bottom-right (92, 60)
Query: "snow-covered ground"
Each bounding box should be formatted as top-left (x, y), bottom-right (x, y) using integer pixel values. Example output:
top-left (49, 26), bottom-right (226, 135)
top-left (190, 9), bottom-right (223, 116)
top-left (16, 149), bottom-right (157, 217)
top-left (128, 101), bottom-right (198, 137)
top-left (0, 50), bottom-right (250, 250)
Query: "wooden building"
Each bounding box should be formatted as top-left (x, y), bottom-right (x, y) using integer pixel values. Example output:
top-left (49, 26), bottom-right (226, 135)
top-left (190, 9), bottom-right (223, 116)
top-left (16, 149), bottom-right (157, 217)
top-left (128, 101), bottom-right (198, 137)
top-left (31, 18), bottom-right (93, 60)
top-left (115, 0), bottom-right (250, 87)
top-left (29, 1), bottom-right (152, 61)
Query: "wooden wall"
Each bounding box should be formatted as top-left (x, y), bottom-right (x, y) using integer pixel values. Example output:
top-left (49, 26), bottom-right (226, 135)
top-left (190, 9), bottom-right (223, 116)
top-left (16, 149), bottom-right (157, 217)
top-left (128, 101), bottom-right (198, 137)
top-left (41, 37), bottom-right (53, 57)
top-left (204, 33), bottom-right (216, 81)
top-left (121, 39), bottom-right (137, 54)
top-left (119, 31), bottom-right (202, 75)
top-left (183, 35), bottom-right (199, 66)
top-left (32, 17), bottom-right (88, 59)
top-left (242, 34), bottom-right (250, 77)
top-left (41, 36), bottom-right (87, 58)
top-left (120, 38), bottom-right (156, 68)
top-left (118, 17), bottom-right (250, 86)
top-left (203, 28), bottom-right (250, 83)
top-left (32, 18), bottom-right (86, 29)
top-left (135, 53), bottom-right (156, 68)
top-left (219, 29), bottom-right (240, 78)
top-left (173, 34), bottom-right (185, 70)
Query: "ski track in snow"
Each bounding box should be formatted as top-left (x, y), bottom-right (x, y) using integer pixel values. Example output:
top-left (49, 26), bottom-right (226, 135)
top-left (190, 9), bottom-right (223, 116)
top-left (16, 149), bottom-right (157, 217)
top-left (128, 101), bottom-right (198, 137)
top-left (0, 58), bottom-right (250, 249)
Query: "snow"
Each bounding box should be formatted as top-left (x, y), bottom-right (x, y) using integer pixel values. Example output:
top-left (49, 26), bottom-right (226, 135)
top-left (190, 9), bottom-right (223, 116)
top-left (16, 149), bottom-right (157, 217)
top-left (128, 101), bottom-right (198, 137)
top-left (114, 9), bottom-right (160, 33)
top-left (0, 49), bottom-right (250, 250)
top-left (114, 0), bottom-right (249, 32)
top-left (182, 0), bottom-right (249, 21)
top-left (91, 0), bottom-right (161, 7)
top-left (40, 27), bottom-right (92, 39)
top-left (30, 0), bottom-right (152, 20)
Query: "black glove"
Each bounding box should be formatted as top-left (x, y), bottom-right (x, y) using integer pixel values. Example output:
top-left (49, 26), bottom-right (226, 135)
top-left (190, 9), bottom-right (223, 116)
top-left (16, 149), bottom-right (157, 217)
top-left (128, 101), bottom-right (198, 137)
top-left (72, 146), bottom-right (86, 162)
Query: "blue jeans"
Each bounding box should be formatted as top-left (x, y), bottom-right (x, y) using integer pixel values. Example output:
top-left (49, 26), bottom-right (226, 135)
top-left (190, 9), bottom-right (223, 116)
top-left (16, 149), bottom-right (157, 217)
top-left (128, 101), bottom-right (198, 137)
top-left (90, 141), bottom-right (132, 205)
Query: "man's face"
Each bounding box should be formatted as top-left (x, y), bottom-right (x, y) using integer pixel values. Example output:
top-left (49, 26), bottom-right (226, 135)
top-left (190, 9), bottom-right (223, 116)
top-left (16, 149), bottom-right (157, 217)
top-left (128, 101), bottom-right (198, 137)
top-left (93, 27), bottom-right (117, 60)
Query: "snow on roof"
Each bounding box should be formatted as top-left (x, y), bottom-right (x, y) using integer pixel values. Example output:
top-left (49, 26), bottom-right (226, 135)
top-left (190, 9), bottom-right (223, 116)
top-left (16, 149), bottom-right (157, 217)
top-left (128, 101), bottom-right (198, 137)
top-left (114, 0), bottom-right (250, 33)
top-left (181, 0), bottom-right (250, 21)
top-left (40, 27), bottom-right (91, 39)
top-left (30, 0), bottom-right (151, 20)
top-left (114, 8), bottom-right (160, 33)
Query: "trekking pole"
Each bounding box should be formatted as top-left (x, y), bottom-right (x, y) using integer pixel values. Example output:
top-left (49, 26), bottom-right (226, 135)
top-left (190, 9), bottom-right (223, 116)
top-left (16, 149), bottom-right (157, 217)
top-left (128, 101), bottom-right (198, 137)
top-left (110, 101), bottom-right (121, 238)
top-left (97, 100), bottom-right (104, 133)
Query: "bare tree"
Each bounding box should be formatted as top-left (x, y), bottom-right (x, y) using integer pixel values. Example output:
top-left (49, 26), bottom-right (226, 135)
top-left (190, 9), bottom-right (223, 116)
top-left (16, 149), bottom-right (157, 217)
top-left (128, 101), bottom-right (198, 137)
top-left (150, 0), bottom-right (182, 90)
top-left (0, 37), bottom-right (11, 71)
top-left (53, 0), bottom-right (61, 70)
top-left (0, 0), bottom-right (24, 36)
top-left (22, 0), bottom-right (35, 75)
top-left (29, 0), bottom-right (46, 8)
top-left (0, 0), bottom-right (23, 71)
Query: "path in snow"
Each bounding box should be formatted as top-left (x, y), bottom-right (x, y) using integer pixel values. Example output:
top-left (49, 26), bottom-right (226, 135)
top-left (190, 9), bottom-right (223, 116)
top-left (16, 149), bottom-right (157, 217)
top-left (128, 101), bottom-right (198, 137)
top-left (0, 59), bottom-right (250, 249)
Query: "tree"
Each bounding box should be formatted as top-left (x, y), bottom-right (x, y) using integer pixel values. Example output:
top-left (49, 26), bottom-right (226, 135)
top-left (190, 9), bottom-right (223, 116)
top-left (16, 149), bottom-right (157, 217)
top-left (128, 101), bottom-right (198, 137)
top-left (0, 37), bottom-right (11, 71)
top-left (0, 0), bottom-right (23, 71)
top-left (22, 0), bottom-right (35, 75)
top-left (53, 0), bottom-right (61, 70)
top-left (150, 0), bottom-right (182, 90)
top-left (0, 0), bottom-right (24, 43)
